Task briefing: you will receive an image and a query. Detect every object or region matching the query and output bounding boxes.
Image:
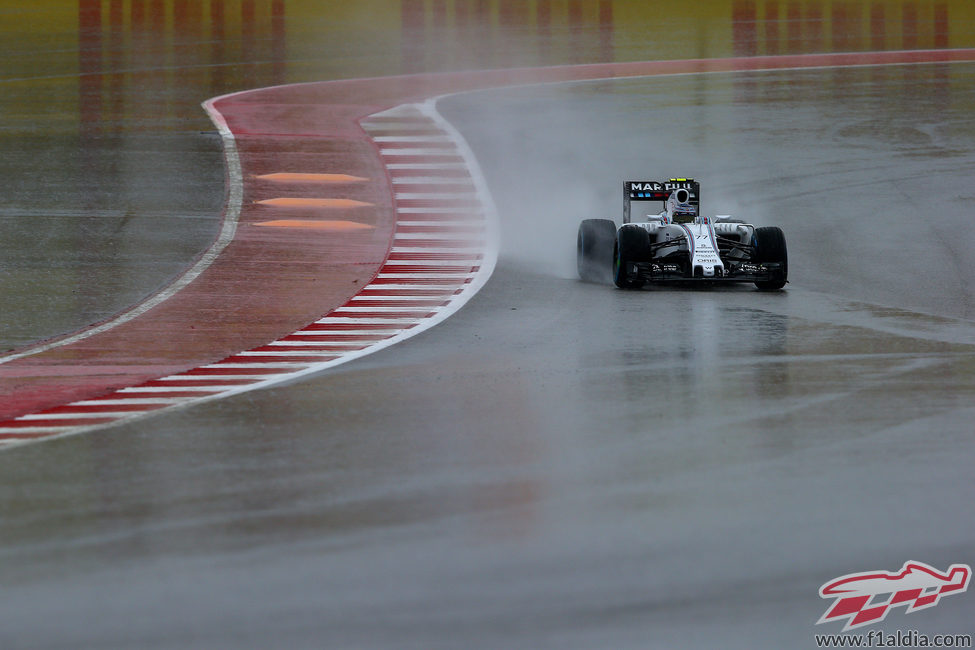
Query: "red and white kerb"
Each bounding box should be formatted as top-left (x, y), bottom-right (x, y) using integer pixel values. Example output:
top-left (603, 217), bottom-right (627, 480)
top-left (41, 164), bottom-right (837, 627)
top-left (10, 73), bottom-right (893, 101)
top-left (0, 101), bottom-right (498, 448)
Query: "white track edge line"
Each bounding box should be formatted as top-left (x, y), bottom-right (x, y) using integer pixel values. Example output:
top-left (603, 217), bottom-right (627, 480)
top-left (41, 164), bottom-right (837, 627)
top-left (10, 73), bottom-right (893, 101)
top-left (0, 97), bottom-right (500, 450)
top-left (0, 100), bottom-right (243, 366)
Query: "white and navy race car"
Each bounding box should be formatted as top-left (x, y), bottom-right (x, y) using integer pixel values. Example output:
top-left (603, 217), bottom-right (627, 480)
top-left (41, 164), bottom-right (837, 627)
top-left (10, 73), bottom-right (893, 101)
top-left (576, 178), bottom-right (788, 290)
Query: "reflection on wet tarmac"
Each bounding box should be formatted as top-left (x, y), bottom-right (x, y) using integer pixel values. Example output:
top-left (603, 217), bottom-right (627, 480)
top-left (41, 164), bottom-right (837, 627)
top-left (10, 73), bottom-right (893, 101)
top-left (2, 2), bottom-right (293, 352)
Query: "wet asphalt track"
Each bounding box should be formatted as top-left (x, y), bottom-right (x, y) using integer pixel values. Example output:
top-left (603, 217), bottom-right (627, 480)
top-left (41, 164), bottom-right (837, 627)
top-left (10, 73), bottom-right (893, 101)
top-left (2, 62), bottom-right (975, 648)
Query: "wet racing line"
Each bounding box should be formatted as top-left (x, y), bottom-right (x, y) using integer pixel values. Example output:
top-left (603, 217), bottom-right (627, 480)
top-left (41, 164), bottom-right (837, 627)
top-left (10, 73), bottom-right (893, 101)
top-left (1, 48), bottom-right (974, 449)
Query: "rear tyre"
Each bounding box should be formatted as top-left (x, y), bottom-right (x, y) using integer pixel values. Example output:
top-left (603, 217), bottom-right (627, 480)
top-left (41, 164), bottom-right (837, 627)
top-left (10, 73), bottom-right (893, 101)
top-left (577, 219), bottom-right (617, 283)
top-left (752, 226), bottom-right (788, 291)
top-left (613, 226), bottom-right (650, 289)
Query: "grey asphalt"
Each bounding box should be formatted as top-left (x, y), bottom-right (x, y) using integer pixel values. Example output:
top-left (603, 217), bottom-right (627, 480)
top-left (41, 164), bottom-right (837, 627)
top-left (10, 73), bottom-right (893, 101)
top-left (2, 64), bottom-right (974, 649)
top-left (0, 67), bottom-right (224, 353)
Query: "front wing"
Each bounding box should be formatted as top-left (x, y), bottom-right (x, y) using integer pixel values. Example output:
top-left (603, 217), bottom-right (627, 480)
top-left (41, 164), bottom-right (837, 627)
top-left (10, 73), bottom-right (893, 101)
top-left (627, 260), bottom-right (786, 283)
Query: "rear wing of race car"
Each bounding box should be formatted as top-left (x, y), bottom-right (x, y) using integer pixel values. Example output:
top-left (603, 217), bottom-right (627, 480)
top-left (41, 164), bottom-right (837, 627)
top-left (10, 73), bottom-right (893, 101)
top-left (623, 178), bottom-right (700, 223)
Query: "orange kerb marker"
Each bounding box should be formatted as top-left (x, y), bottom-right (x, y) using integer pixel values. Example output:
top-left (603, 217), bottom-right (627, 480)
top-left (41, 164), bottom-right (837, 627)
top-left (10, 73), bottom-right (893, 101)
top-left (256, 198), bottom-right (373, 208)
top-left (254, 220), bottom-right (375, 231)
top-left (256, 173), bottom-right (369, 183)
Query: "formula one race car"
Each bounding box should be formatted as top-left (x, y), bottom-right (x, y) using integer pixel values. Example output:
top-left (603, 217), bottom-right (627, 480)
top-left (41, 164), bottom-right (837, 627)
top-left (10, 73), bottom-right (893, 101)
top-left (576, 178), bottom-right (788, 290)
